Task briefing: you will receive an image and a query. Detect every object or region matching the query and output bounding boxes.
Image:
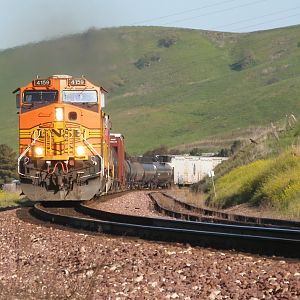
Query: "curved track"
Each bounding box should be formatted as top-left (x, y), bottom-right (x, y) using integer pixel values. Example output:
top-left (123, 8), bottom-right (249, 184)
top-left (31, 196), bottom-right (300, 259)
top-left (152, 192), bottom-right (300, 229)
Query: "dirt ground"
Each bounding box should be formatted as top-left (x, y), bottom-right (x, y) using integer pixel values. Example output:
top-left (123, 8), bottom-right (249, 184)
top-left (0, 199), bottom-right (299, 299)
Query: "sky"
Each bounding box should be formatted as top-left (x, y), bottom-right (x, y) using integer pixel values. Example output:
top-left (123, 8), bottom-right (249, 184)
top-left (0, 0), bottom-right (300, 50)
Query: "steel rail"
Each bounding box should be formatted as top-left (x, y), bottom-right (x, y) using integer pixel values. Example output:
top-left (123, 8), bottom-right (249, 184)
top-left (32, 202), bottom-right (300, 258)
top-left (0, 206), bottom-right (18, 212)
top-left (151, 192), bottom-right (298, 228)
top-left (152, 194), bottom-right (256, 227)
top-left (158, 192), bottom-right (300, 228)
top-left (78, 203), bottom-right (300, 240)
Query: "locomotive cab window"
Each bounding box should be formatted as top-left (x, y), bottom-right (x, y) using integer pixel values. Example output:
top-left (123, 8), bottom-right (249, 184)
top-left (62, 90), bottom-right (98, 103)
top-left (23, 90), bottom-right (58, 103)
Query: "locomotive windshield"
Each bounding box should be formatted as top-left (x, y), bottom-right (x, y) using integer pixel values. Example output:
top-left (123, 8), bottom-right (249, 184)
top-left (24, 90), bottom-right (58, 103)
top-left (62, 90), bottom-right (97, 103)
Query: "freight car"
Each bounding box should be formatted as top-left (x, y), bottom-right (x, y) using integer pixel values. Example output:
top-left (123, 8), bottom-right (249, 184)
top-left (125, 161), bottom-right (172, 189)
top-left (15, 75), bottom-right (172, 201)
top-left (110, 134), bottom-right (173, 189)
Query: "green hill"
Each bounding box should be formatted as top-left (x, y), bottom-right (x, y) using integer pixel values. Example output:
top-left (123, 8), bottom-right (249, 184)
top-left (1, 25), bottom-right (300, 154)
top-left (200, 120), bottom-right (300, 219)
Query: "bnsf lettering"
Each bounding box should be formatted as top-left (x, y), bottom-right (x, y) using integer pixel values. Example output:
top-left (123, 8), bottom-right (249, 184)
top-left (51, 128), bottom-right (63, 137)
top-left (32, 128), bottom-right (82, 139)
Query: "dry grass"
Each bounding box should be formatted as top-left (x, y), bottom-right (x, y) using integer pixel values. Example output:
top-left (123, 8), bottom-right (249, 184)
top-left (168, 186), bottom-right (207, 208)
top-left (170, 126), bottom-right (273, 153)
top-left (0, 191), bottom-right (29, 208)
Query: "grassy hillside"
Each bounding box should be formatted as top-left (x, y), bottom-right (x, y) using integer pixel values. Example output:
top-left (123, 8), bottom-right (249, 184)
top-left (1, 25), bottom-right (300, 154)
top-left (213, 150), bottom-right (300, 218)
top-left (193, 119), bottom-right (300, 218)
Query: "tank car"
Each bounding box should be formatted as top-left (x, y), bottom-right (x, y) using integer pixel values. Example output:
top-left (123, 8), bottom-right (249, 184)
top-left (153, 162), bottom-right (173, 188)
top-left (141, 163), bottom-right (157, 188)
top-left (126, 161), bottom-right (145, 188)
top-left (15, 75), bottom-right (113, 201)
top-left (124, 159), bottom-right (173, 189)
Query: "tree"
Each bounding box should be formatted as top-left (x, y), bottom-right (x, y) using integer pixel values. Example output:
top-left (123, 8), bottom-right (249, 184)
top-left (190, 148), bottom-right (202, 156)
top-left (143, 145), bottom-right (169, 157)
top-left (231, 140), bottom-right (242, 154)
top-left (0, 144), bottom-right (17, 184)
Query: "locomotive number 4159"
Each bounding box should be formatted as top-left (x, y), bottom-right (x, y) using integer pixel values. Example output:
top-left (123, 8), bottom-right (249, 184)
top-left (68, 79), bottom-right (86, 86)
top-left (33, 79), bottom-right (51, 86)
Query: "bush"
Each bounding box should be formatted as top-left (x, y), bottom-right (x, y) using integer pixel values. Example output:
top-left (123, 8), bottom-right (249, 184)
top-left (143, 145), bottom-right (169, 156)
top-left (158, 38), bottom-right (176, 48)
top-left (0, 144), bottom-right (17, 184)
top-left (189, 148), bottom-right (202, 156)
top-left (134, 57), bottom-right (150, 69)
top-left (230, 51), bottom-right (256, 71)
top-left (134, 54), bottom-right (161, 69)
top-left (215, 140), bottom-right (242, 157)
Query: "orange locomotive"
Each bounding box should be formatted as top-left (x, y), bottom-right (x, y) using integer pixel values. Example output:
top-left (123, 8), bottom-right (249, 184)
top-left (15, 75), bottom-right (114, 201)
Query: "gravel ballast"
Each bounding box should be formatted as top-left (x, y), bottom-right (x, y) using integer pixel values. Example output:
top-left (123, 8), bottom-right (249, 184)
top-left (0, 200), bottom-right (299, 298)
top-left (90, 191), bottom-right (164, 218)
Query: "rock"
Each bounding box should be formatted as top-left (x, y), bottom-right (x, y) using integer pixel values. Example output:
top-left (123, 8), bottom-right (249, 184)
top-left (135, 275), bottom-right (144, 283)
top-left (86, 270), bottom-right (94, 277)
top-left (209, 290), bottom-right (221, 300)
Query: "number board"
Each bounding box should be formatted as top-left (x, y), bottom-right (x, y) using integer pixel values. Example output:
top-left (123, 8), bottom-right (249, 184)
top-left (33, 79), bottom-right (51, 87)
top-left (68, 79), bottom-right (86, 86)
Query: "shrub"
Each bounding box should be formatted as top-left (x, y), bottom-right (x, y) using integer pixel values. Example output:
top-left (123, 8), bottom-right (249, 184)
top-left (158, 38), bottom-right (176, 48)
top-left (134, 54), bottom-right (161, 69)
top-left (190, 148), bottom-right (202, 156)
top-left (134, 57), bottom-right (150, 69)
top-left (0, 144), bottom-right (17, 184)
top-left (230, 51), bottom-right (257, 71)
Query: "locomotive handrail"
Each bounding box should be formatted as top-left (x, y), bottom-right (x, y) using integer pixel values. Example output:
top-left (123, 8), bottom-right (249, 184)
top-left (17, 129), bottom-right (42, 178)
top-left (83, 136), bottom-right (104, 177)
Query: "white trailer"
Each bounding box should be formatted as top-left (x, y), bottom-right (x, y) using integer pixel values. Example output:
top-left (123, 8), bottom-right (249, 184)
top-left (165, 155), bottom-right (227, 185)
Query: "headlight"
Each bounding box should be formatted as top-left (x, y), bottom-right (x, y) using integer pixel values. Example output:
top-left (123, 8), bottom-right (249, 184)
top-left (34, 146), bottom-right (44, 156)
top-left (76, 145), bottom-right (85, 156)
top-left (55, 107), bottom-right (64, 121)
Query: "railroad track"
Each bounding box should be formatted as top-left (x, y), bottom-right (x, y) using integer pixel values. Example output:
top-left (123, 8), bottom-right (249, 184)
top-left (31, 196), bottom-right (300, 259)
top-left (151, 192), bottom-right (300, 229)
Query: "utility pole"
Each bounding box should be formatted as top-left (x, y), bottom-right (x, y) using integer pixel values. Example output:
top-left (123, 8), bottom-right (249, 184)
top-left (209, 170), bottom-right (216, 199)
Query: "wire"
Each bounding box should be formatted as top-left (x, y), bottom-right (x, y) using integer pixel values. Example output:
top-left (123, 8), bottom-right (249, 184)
top-left (161, 0), bottom-right (268, 26)
top-left (107, 5), bottom-right (300, 94)
top-left (132, 0), bottom-right (238, 25)
top-left (210, 6), bottom-right (300, 31)
top-left (231, 12), bottom-right (300, 32)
